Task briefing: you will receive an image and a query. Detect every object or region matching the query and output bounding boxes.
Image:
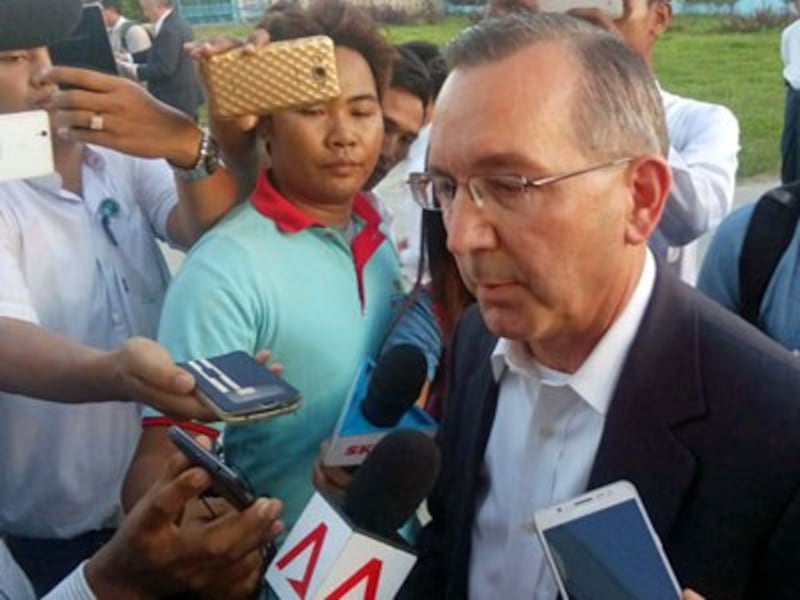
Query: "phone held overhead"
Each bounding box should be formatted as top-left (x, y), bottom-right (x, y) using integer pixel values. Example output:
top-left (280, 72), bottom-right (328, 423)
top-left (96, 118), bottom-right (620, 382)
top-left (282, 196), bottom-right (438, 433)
top-left (201, 35), bottom-right (342, 119)
top-left (538, 0), bottom-right (624, 18)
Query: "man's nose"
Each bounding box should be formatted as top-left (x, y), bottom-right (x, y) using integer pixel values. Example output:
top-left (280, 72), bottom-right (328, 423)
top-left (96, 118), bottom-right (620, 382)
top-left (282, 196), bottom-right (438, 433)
top-left (445, 185), bottom-right (497, 256)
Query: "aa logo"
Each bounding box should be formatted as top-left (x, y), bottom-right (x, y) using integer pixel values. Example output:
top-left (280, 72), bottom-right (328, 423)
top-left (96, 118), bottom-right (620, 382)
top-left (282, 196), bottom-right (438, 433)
top-left (276, 523), bottom-right (385, 599)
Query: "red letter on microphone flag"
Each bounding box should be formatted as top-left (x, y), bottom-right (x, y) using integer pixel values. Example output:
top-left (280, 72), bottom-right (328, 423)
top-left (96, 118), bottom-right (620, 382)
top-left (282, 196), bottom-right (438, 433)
top-left (324, 558), bottom-right (383, 600)
top-left (276, 523), bottom-right (329, 598)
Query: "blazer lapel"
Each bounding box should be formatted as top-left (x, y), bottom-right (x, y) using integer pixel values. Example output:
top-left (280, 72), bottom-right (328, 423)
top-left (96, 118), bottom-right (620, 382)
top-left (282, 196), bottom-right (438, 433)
top-left (589, 270), bottom-right (707, 539)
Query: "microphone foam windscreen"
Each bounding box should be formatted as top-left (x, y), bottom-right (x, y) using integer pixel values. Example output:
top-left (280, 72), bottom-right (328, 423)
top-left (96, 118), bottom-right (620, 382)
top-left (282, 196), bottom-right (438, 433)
top-left (342, 429), bottom-right (441, 538)
top-left (361, 344), bottom-right (428, 427)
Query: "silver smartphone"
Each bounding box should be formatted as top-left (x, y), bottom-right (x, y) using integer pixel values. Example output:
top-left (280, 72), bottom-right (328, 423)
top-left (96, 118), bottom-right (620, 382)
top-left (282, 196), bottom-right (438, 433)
top-left (538, 0), bottom-right (624, 19)
top-left (534, 480), bottom-right (681, 600)
top-left (0, 110), bottom-right (54, 182)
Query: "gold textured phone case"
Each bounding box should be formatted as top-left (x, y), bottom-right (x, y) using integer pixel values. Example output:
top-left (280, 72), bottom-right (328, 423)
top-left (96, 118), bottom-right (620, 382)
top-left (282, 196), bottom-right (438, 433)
top-left (201, 35), bottom-right (341, 119)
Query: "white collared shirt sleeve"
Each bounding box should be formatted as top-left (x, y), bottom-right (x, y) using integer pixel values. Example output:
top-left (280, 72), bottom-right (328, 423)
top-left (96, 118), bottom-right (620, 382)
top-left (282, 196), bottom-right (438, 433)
top-left (125, 24), bottom-right (153, 55)
top-left (0, 539), bottom-right (36, 600)
top-left (659, 92), bottom-right (740, 246)
top-left (42, 561), bottom-right (97, 600)
top-left (0, 207), bottom-right (38, 323)
top-left (129, 156), bottom-right (179, 247)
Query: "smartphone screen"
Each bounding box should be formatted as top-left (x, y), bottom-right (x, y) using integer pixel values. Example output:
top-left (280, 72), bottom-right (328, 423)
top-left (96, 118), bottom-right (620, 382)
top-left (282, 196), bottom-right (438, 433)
top-left (48, 4), bottom-right (117, 76)
top-left (541, 499), bottom-right (679, 600)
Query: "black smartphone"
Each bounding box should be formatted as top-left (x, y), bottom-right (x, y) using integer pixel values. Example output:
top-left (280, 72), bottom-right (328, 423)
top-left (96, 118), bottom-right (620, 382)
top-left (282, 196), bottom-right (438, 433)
top-left (180, 351), bottom-right (302, 423)
top-left (168, 426), bottom-right (256, 510)
top-left (48, 3), bottom-right (118, 76)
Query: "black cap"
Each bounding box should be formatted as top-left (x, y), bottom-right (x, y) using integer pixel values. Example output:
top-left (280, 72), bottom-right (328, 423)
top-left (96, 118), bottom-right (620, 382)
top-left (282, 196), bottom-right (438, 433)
top-left (0, 0), bottom-right (82, 52)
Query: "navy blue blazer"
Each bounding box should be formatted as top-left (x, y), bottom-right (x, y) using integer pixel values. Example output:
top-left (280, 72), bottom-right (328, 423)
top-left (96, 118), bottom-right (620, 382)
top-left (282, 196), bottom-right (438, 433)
top-left (137, 10), bottom-right (203, 119)
top-left (404, 268), bottom-right (800, 599)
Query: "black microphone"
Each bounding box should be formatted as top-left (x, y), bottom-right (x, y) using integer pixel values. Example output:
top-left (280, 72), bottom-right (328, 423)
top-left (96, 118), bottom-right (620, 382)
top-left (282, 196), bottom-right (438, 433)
top-left (342, 429), bottom-right (441, 539)
top-left (361, 344), bottom-right (428, 428)
top-left (266, 430), bottom-right (442, 597)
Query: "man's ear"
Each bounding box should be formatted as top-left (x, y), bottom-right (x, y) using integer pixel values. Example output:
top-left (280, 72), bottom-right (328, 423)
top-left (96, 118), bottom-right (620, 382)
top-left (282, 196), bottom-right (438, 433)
top-left (624, 154), bottom-right (672, 245)
top-left (651, 0), bottom-right (672, 38)
top-left (256, 116), bottom-right (274, 157)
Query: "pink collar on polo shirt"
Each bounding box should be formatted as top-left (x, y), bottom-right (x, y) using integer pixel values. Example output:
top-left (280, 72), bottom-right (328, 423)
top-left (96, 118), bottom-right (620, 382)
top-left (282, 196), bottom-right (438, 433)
top-left (250, 171), bottom-right (387, 308)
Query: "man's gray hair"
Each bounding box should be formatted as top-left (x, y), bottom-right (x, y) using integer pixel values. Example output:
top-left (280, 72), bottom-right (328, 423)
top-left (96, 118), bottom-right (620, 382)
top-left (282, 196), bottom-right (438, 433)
top-left (444, 13), bottom-right (669, 159)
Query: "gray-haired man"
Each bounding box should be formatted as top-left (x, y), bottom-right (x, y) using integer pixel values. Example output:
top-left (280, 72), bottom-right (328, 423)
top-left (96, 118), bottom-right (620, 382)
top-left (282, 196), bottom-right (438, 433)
top-left (403, 13), bottom-right (799, 599)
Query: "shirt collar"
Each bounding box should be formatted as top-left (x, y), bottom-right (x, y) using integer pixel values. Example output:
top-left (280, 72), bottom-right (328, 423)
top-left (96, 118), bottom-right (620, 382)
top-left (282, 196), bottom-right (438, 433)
top-left (25, 145), bottom-right (107, 201)
top-left (490, 249), bottom-right (657, 416)
top-left (250, 170), bottom-right (382, 234)
top-left (154, 10), bottom-right (172, 36)
top-left (110, 16), bottom-right (127, 33)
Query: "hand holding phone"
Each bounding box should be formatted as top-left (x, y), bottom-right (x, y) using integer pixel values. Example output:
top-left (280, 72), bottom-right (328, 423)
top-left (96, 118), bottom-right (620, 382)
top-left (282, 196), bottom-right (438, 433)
top-left (168, 426), bottom-right (256, 510)
top-left (535, 480), bottom-right (681, 600)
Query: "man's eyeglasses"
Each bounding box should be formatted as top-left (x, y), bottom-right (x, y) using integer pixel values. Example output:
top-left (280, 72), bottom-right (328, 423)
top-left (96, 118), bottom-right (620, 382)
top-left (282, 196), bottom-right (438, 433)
top-left (407, 157), bottom-right (634, 217)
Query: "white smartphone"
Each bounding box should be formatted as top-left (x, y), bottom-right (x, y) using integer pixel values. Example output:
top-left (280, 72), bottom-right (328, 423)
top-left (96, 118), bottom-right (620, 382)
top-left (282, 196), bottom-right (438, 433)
top-left (534, 480), bottom-right (681, 600)
top-left (538, 0), bottom-right (624, 19)
top-left (0, 110), bottom-right (54, 182)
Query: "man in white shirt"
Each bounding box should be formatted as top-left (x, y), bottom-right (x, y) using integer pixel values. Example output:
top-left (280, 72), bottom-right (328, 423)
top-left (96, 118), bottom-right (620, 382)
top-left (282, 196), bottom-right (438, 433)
top-left (781, 15), bottom-right (800, 183)
top-left (0, 0), bottom-right (241, 592)
top-left (487, 0), bottom-right (740, 284)
top-left (403, 12), bottom-right (800, 599)
top-left (101, 0), bottom-right (152, 62)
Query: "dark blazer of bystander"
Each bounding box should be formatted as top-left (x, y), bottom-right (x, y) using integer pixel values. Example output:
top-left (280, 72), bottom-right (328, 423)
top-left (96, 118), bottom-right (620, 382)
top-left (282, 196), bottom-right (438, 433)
top-left (137, 9), bottom-right (203, 120)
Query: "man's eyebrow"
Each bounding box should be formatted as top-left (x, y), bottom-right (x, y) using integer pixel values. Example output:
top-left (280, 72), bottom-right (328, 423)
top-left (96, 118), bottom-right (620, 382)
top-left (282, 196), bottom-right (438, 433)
top-left (427, 152), bottom-right (546, 175)
top-left (347, 94), bottom-right (380, 104)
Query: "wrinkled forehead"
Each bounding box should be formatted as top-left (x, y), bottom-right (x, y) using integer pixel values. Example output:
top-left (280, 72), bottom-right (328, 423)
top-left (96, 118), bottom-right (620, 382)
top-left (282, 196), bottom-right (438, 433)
top-left (429, 42), bottom-right (584, 173)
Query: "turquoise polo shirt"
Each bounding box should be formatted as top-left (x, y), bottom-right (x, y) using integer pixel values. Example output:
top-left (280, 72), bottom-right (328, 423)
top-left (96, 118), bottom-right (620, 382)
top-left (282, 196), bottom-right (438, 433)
top-left (152, 172), bottom-right (404, 530)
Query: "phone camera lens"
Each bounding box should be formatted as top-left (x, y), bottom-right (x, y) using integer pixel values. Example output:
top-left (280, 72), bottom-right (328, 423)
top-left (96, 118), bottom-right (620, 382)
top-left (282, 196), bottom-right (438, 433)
top-left (312, 66), bottom-right (327, 80)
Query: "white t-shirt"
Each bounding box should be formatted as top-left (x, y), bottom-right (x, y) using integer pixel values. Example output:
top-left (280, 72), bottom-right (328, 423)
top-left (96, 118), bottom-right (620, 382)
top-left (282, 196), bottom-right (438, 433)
top-left (652, 88), bottom-right (739, 284)
top-left (782, 19), bottom-right (800, 89)
top-left (0, 145), bottom-right (177, 538)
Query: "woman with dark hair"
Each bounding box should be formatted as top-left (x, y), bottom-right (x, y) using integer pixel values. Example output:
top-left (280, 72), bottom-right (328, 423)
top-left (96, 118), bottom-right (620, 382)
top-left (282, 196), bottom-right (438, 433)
top-left (123, 0), bottom-right (406, 533)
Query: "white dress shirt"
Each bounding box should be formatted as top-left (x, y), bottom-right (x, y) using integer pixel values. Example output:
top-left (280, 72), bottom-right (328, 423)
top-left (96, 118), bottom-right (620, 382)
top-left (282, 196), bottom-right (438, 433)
top-left (0, 145), bottom-right (176, 538)
top-left (783, 19), bottom-right (800, 89)
top-left (468, 251), bottom-right (656, 600)
top-left (651, 88), bottom-right (739, 284)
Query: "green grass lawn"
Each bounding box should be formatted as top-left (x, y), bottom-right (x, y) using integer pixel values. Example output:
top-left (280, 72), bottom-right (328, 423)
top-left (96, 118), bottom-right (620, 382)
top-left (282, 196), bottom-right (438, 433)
top-left (198, 14), bottom-right (785, 178)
